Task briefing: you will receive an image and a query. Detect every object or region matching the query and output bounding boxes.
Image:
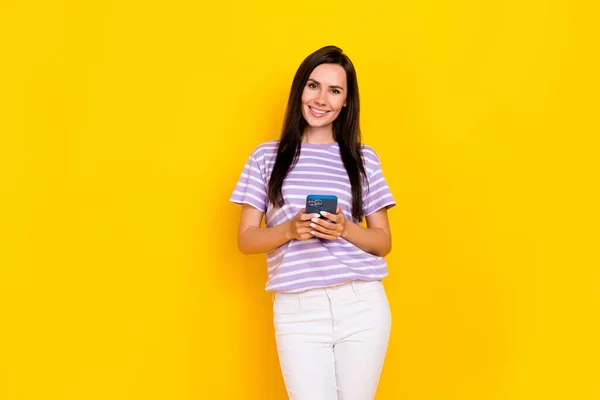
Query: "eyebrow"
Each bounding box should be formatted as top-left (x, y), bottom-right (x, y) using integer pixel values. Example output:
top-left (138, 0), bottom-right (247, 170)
top-left (307, 79), bottom-right (345, 91)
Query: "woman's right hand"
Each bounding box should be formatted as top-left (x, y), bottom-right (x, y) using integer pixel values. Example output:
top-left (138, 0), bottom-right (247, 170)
top-left (287, 208), bottom-right (320, 241)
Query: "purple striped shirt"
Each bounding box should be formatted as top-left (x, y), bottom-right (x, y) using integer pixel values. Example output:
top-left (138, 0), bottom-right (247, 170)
top-left (230, 140), bottom-right (396, 293)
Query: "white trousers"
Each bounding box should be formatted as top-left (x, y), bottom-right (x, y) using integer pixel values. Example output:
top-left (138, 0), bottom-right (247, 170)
top-left (273, 280), bottom-right (392, 400)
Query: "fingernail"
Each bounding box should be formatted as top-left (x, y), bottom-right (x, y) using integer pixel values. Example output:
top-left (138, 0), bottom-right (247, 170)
top-left (311, 218), bottom-right (319, 222)
top-left (320, 211), bottom-right (327, 216)
top-left (310, 223), bottom-right (316, 228)
top-left (310, 231), bottom-right (316, 235)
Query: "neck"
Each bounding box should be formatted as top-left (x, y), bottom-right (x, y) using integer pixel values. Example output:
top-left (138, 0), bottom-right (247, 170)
top-left (302, 125), bottom-right (335, 144)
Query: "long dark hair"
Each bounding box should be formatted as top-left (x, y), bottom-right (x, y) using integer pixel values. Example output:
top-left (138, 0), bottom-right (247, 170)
top-left (268, 45), bottom-right (367, 221)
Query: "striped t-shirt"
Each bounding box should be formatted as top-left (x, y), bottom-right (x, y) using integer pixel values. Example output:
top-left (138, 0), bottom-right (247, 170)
top-left (230, 139), bottom-right (396, 293)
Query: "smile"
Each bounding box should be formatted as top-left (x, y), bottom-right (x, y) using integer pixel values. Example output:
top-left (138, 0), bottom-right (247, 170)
top-left (308, 106), bottom-right (330, 117)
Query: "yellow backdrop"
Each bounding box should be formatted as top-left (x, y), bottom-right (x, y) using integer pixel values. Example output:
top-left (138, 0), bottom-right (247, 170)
top-left (1, 1), bottom-right (599, 399)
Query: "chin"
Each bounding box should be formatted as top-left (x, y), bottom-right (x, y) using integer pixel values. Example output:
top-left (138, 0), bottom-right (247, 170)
top-left (303, 113), bottom-right (336, 128)
top-left (307, 119), bottom-right (332, 128)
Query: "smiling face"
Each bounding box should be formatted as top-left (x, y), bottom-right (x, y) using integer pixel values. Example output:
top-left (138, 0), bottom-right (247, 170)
top-left (300, 63), bottom-right (348, 130)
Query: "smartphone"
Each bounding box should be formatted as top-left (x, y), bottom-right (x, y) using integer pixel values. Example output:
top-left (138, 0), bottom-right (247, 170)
top-left (306, 195), bottom-right (338, 218)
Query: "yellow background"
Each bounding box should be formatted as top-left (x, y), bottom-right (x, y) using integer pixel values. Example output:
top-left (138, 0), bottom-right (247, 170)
top-left (1, 1), bottom-right (599, 399)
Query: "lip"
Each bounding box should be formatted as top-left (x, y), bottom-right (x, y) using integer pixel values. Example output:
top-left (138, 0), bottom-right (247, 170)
top-left (308, 105), bottom-right (330, 118)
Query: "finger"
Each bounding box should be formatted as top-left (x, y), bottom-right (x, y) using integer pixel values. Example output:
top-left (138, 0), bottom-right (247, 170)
top-left (310, 216), bottom-right (336, 230)
top-left (300, 212), bottom-right (320, 221)
top-left (299, 214), bottom-right (312, 221)
top-left (297, 208), bottom-right (308, 220)
top-left (297, 227), bottom-right (313, 235)
top-left (310, 229), bottom-right (337, 240)
top-left (310, 223), bottom-right (340, 236)
top-left (320, 210), bottom-right (342, 223)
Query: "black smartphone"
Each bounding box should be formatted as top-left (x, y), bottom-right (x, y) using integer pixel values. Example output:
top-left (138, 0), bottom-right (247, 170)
top-left (306, 195), bottom-right (338, 218)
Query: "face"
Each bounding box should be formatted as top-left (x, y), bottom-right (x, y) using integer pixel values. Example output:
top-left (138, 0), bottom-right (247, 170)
top-left (300, 63), bottom-right (348, 128)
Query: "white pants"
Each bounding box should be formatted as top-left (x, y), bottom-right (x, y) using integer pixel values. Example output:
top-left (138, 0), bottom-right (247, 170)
top-left (273, 280), bottom-right (392, 400)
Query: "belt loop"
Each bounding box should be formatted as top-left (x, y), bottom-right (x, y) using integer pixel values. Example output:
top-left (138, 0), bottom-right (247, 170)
top-left (297, 289), bottom-right (306, 310)
top-left (351, 280), bottom-right (363, 301)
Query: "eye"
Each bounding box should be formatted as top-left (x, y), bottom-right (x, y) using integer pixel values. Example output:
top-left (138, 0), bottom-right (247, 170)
top-left (331, 89), bottom-right (341, 94)
top-left (308, 83), bottom-right (318, 89)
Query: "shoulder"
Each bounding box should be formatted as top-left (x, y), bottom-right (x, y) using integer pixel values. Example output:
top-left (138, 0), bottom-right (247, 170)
top-left (250, 139), bottom-right (279, 159)
top-left (360, 143), bottom-right (381, 164)
top-left (252, 139), bottom-right (279, 156)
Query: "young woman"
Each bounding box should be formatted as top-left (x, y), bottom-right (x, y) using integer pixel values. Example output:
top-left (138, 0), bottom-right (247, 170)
top-left (230, 45), bottom-right (396, 400)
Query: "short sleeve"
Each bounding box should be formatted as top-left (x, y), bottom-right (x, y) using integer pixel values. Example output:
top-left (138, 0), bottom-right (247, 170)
top-left (230, 153), bottom-right (268, 213)
top-left (362, 147), bottom-right (396, 216)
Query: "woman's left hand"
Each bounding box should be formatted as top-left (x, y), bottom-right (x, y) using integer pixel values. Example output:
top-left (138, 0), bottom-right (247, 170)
top-left (309, 207), bottom-right (347, 240)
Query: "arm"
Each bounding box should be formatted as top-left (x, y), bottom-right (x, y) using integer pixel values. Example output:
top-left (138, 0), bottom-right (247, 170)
top-left (341, 208), bottom-right (392, 257)
top-left (309, 207), bottom-right (392, 257)
top-left (237, 204), bottom-right (318, 255)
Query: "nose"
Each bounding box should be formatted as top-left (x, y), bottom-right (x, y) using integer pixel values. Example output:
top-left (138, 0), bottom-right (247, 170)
top-left (315, 90), bottom-right (327, 106)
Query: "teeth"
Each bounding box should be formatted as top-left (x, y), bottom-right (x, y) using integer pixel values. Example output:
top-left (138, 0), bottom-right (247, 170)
top-left (310, 107), bottom-right (327, 114)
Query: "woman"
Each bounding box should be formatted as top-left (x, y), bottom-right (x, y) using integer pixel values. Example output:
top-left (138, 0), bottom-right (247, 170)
top-left (230, 45), bottom-right (395, 400)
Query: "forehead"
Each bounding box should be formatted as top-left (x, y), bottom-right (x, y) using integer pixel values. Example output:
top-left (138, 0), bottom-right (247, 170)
top-left (308, 64), bottom-right (347, 87)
